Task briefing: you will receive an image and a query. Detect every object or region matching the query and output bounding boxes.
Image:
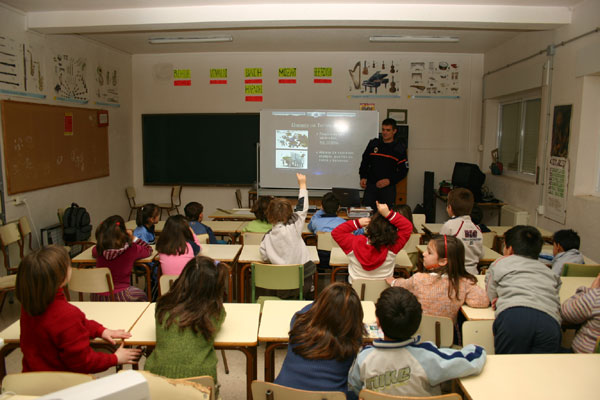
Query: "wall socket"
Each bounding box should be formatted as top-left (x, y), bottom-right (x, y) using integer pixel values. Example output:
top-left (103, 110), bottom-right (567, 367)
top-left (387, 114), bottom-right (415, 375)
top-left (536, 205), bottom-right (545, 215)
top-left (13, 197), bottom-right (25, 205)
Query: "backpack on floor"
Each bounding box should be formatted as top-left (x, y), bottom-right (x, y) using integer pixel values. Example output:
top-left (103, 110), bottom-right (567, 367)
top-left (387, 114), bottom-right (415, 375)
top-left (63, 203), bottom-right (92, 242)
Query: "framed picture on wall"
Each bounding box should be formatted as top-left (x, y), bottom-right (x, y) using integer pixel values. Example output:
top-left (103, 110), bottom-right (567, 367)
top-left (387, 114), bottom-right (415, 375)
top-left (387, 109), bottom-right (408, 124)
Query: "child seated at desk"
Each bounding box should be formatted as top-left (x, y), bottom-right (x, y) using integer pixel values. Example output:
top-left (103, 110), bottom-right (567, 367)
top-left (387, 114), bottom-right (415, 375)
top-left (92, 215), bottom-right (153, 301)
top-left (275, 283), bottom-right (364, 400)
top-left (348, 287), bottom-right (486, 397)
top-left (260, 173), bottom-right (316, 298)
top-left (157, 215), bottom-right (201, 275)
top-left (560, 273), bottom-right (600, 353)
top-left (145, 256), bottom-right (227, 385)
top-left (16, 246), bottom-right (141, 373)
top-left (332, 202), bottom-right (412, 283)
top-left (133, 203), bottom-right (159, 244)
top-left (440, 188), bottom-right (483, 275)
top-left (386, 235), bottom-right (489, 324)
top-left (184, 201), bottom-right (221, 244)
top-left (485, 225), bottom-right (562, 354)
top-left (551, 229), bottom-right (584, 276)
top-left (242, 196), bottom-right (273, 233)
top-left (308, 192), bottom-right (345, 269)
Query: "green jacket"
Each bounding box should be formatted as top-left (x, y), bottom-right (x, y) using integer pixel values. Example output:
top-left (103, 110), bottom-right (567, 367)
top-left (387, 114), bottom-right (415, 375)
top-left (242, 219), bottom-right (272, 233)
top-left (144, 308), bottom-right (226, 380)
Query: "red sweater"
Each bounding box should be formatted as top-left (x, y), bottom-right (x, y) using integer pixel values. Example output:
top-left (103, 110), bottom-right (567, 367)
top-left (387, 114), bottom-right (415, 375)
top-left (92, 239), bottom-right (152, 292)
top-left (332, 212), bottom-right (413, 282)
top-left (20, 289), bottom-right (117, 373)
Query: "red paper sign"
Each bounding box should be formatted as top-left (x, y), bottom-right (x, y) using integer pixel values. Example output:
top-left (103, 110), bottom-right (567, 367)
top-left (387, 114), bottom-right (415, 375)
top-left (64, 113), bottom-right (73, 135)
top-left (245, 96), bottom-right (263, 102)
top-left (174, 80), bottom-right (192, 86)
top-left (278, 79), bottom-right (297, 84)
top-left (210, 80), bottom-right (228, 85)
top-left (314, 78), bottom-right (332, 84)
top-left (245, 79), bottom-right (263, 84)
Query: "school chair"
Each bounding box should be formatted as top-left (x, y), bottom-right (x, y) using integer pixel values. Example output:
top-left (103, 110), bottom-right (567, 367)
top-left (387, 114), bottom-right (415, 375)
top-left (0, 274), bottom-right (17, 314)
top-left (415, 314), bottom-right (454, 348)
top-left (125, 186), bottom-right (147, 221)
top-left (174, 376), bottom-right (216, 400)
top-left (481, 232), bottom-right (496, 249)
top-left (0, 222), bottom-right (22, 275)
top-left (1, 371), bottom-right (94, 396)
top-left (197, 233), bottom-right (210, 244)
top-left (235, 188), bottom-right (243, 208)
top-left (462, 320), bottom-right (495, 355)
top-left (352, 279), bottom-right (389, 302)
top-left (317, 232), bottom-right (340, 251)
top-left (242, 232), bottom-right (266, 245)
top-left (66, 267), bottom-right (115, 301)
top-left (358, 389), bottom-right (462, 400)
top-left (158, 185), bottom-right (182, 218)
top-left (251, 263), bottom-right (304, 308)
top-left (125, 371), bottom-right (211, 400)
top-left (159, 274), bottom-right (179, 296)
top-left (561, 263), bottom-right (600, 277)
top-left (252, 381), bottom-right (346, 400)
top-left (17, 216), bottom-right (33, 256)
top-left (413, 213), bottom-right (426, 232)
top-left (400, 233), bottom-right (422, 274)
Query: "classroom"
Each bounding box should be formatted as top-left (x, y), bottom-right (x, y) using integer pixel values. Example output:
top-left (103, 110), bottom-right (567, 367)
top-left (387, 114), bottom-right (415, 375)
top-left (0, 0), bottom-right (599, 399)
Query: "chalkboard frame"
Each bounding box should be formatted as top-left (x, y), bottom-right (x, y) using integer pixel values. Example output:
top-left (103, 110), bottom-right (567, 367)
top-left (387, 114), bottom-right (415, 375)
top-left (142, 113), bottom-right (259, 186)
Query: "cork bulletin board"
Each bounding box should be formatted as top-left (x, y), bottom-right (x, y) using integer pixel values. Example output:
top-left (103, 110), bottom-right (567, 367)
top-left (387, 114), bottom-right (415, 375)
top-left (1, 100), bottom-right (109, 194)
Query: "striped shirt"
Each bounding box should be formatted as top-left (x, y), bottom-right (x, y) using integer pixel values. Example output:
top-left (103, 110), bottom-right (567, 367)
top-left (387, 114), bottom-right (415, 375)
top-left (561, 286), bottom-right (600, 353)
top-left (396, 273), bottom-right (489, 323)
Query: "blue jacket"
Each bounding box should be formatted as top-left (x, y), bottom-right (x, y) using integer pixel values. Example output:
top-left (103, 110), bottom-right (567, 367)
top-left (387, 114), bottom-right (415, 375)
top-left (189, 221), bottom-right (218, 244)
top-left (133, 225), bottom-right (156, 244)
top-left (308, 210), bottom-right (346, 233)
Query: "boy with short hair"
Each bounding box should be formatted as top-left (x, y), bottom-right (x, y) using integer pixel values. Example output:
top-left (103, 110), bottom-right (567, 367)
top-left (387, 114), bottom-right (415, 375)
top-left (348, 287), bottom-right (486, 397)
top-left (183, 201), bottom-right (220, 244)
top-left (308, 192), bottom-right (345, 234)
top-left (551, 229), bottom-right (584, 276)
top-left (486, 225), bottom-right (562, 354)
top-left (440, 188), bottom-right (483, 275)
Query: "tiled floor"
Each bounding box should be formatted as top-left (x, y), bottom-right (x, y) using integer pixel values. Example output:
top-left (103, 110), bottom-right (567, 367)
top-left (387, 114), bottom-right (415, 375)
top-left (0, 295), bottom-right (287, 400)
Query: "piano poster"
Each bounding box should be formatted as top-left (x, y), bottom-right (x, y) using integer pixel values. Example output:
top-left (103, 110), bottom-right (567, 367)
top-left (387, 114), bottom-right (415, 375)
top-left (348, 59), bottom-right (401, 98)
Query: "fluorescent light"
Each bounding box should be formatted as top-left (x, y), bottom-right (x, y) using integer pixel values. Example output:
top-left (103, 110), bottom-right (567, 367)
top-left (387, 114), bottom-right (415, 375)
top-left (369, 36), bottom-right (459, 43)
top-left (148, 36), bottom-right (233, 44)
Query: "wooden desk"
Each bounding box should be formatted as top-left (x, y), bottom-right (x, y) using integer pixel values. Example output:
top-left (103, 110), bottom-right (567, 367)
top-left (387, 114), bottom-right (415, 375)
top-left (209, 209), bottom-right (256, 221)
top-left (126, 220), bottom-right (166, 233)
top-left (458, 354), bottom-right (599, 400)
top-left (258, 300), bottom-right (376, 382)
top-left (416, 244), bottom-right (502, 265)
top-left (435, 193), bottom-right (506, 225)
top-left (71, 245), bottom-right (158, 299)
top-left (460, 275), bottom-right (595, 321)
top-left (128, 303), bottom-right (260, 400)
top-left (0, 302), bottom-right (150, 380)
top-left (203, 220), bottom-right (247, 243)
top-left (488, 225), bottom-right (553, 241)
top-left (199, 244), bottom-right (242, 263)
top-left (540, 244), bottom-right (598, 265)
top-left (238, 245), bottom-right (320, 303)
top-left (329, 247), bottom-right (414, 281)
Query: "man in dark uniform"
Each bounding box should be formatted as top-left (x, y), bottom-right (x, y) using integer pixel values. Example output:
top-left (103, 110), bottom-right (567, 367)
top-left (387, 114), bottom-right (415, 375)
top-left (359, 118), bottom-right (408, 209)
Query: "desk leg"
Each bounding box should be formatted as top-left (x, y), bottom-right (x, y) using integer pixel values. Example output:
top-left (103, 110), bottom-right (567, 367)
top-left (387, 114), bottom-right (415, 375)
top-left (219, 346), bottom-right (256, 400)
top-left (264, 342), bottom-right (286, 382)
top-left (140, 264), bottom-right (152, 300)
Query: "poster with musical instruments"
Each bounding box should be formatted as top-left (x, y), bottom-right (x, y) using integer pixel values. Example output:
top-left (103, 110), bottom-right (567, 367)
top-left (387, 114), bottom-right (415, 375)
top-left (52, 53), bottom-right (89, 103)
top-left (0, 35), bottom-right (45, 98)
top-left (408, 60), bottom-right (460, 99)
top-left (95, 64), bottom-right (120, 105)
top-left (348, 59), bottom-right (401, 98)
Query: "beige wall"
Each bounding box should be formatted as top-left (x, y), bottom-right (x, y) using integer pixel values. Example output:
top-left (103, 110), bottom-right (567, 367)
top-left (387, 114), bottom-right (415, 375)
top-left (0, 5), bottom-right (133, 249)
top-left (132, 52), bottom-right (484, 217)
top-left (482, 0), bottom-right (600, 261)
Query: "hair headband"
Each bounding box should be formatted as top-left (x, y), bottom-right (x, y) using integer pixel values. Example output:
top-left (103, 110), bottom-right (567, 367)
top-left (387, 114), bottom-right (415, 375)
top-left (116, 221), bottom-right (120, 226)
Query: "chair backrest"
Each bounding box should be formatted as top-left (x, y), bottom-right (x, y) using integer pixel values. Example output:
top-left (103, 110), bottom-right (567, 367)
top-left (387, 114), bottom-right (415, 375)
top-left (174, 376), bottom-right (215, 400)
top-left (172, 185), bottom-right (182, 206)
top-left (351, 279), bottom-right (389, 302)
top-left (562, 263), bottom-right (600, 277)
top-left (242, 232), bottom-right (266, 245)
top-left (403, 233), bottom-right (421, 254)
top-left (252, 381), bottom-right (346, 400)
top-left (462, 320), bottom-right (495, 355)
top-left (481, 232), bottom-right (496, 248)
top-left (17, 216), bottom-right (33, 253)
top-left (2, 371), bottom-right (94, 396)
top-left (68, 267), bottom-right (115, 301)
top-left (415, 314), bottom-right (454, 348)
top-left (134, 371), bottom-right (210, 400)
top-left (0, 222), bottom-right (21, 246)
top-left (0, 222), bottom-right (23, 272)
top-left (317, 232), bottom-right (340, 251)
top-left (159, 274), bottom-right (179, 296)
top-left (125, 186), bottom-right (137, 206)
top-left (251, 263), bottom-right (303, 302)
top-left (235, 189), bottom-right (243, 208)
top-left (359, 389), bottom-right (462, 400)
top-left (412, 214), bottom-right (426, 232)
top-left (197, 234), bottom-right (210, 244)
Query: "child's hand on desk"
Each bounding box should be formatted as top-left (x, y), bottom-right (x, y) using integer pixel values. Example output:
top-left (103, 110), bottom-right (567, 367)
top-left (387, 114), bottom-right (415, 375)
top-left (102, 328), bottom-right (132, 345)
top-left (115, 343), bottom-right (142, 365)
top-left (491, 298), bottom-right (498, 310)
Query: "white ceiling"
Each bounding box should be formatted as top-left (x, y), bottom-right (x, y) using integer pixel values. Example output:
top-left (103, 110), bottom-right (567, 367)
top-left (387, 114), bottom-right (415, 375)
top-left (0, 0), bottom-right (582, 54)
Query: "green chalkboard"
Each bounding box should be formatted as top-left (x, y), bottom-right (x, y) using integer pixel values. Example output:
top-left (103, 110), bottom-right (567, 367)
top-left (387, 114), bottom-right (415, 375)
top-left (142, 113), bottom-right (259, 185)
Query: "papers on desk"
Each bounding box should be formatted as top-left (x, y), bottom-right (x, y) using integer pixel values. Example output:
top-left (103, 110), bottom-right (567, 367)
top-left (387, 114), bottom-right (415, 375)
top-left (232, 208), bottom-right (254, 215)
top-left (348, 207), bottom-right (372, 218)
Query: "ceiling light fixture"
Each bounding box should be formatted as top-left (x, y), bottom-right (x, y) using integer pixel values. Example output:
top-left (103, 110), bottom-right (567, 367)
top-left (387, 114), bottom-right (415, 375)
top-left (369, 36), bottom-right (459, 43)
top-left (148, 36), bottom-right (233, 44)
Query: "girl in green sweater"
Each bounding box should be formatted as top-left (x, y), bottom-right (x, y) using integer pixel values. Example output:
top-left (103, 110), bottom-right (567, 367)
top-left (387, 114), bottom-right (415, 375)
top-left (144, 255), bottom-right (227, 382)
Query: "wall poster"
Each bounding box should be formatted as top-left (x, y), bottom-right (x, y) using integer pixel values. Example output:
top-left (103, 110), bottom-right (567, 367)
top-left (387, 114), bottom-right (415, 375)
top-left (408, 60), bottom-right (460, 99)
top-left (546, 156), bottom-right (568, 224)
top-left (52, 53), bottom-right (89, 103)
top-left (550, 104), bottom-right (572, 158)
top-left (348, 59), bottom-right (400, 98)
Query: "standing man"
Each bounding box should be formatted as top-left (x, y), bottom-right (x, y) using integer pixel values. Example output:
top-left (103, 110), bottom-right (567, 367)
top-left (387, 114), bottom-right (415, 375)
top-left (359, 118), bottom-right (408, 209)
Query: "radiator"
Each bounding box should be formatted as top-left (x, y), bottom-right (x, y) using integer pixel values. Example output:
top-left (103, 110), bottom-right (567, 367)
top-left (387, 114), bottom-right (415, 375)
top-left (500, 205), bottom-right (529, 226)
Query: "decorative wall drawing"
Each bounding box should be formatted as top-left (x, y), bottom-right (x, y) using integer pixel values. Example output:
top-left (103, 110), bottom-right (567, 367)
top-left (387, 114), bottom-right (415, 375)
top-left (408, 60), bottom-right (460, 98)
top-left (25, 44), bottom-right (44, 94)
top-left (0, 35), bottom-right (22, 89)
top-left (348, 59), bottom-right (401, 98)
top-left (96, 64), bottom-right (119, 104)
top-left (53, 54), bottom-right (89, 102)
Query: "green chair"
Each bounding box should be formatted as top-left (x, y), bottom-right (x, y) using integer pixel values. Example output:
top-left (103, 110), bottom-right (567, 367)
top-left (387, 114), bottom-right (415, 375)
top-left (561, 263), bottom-right (600, 277)
top-left (250, 263), bottom-right (304, 308)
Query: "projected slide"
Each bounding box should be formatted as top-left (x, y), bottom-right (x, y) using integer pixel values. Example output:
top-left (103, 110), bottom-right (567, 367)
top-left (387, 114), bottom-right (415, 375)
top-left (260, 110), bottom-right (379, 189)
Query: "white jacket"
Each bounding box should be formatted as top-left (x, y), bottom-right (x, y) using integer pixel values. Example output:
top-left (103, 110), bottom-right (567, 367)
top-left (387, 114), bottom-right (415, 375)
top-left (440, 215), bottom-right (483, 275)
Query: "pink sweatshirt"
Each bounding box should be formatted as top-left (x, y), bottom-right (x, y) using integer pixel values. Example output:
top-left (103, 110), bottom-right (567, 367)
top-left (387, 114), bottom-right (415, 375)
top-left (159, 234), bottom-right (202, 275)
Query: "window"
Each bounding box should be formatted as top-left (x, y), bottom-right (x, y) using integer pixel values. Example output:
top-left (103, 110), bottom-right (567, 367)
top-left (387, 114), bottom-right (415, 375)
top-left (498, 98), bottom-right (541, 175)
